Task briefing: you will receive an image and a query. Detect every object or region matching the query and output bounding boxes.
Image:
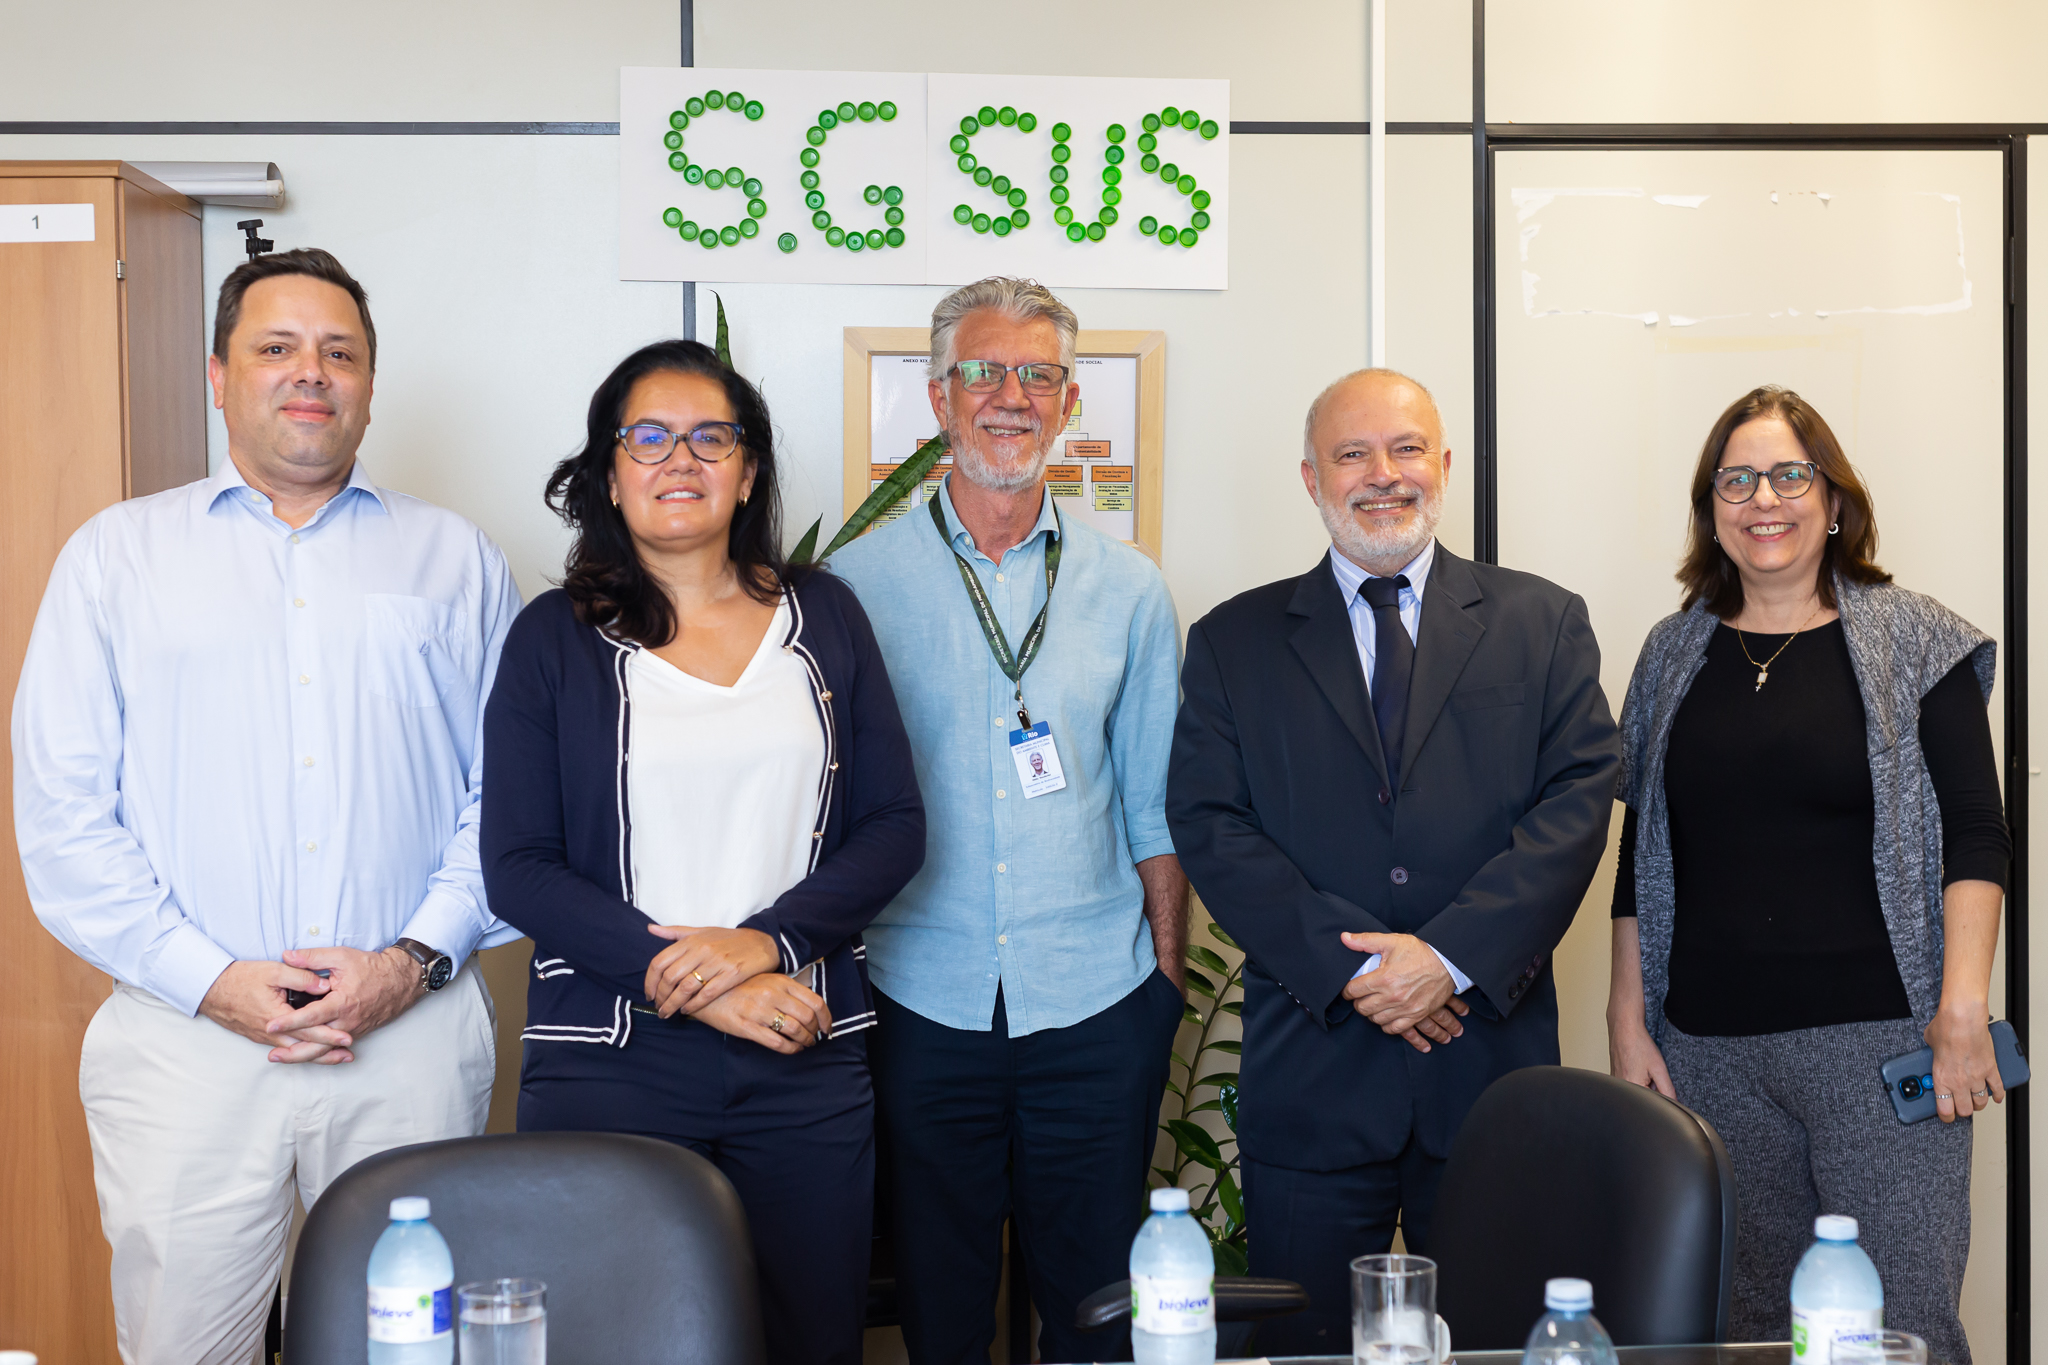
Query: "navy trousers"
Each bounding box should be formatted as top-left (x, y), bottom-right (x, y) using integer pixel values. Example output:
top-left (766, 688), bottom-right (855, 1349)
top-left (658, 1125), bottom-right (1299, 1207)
top-left (1242, 1138), bottom-right (1448, 1356)
top-left (517, 1011), bottom-right (874, 1365)
top-left (869, 970), bottom-right (1186, 1365)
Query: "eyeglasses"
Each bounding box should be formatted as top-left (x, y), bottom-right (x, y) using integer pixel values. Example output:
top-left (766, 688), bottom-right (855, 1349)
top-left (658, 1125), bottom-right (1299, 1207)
top-left (948, 360), bottom-right (1071, 396)
top-left (1712, 461), bottom-right (1819, 504)
top-left (616, 421), bottom-right (744, 464)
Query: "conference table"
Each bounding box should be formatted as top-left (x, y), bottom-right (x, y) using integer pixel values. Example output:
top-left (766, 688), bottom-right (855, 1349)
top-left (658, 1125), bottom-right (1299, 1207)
top-left (1252, 1345), bottom-right (1794, 1365)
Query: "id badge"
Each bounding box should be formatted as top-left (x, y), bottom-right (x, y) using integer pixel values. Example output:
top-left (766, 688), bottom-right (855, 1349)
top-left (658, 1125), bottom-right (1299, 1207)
top-left (1008, 721), bottom-right (1068, 798)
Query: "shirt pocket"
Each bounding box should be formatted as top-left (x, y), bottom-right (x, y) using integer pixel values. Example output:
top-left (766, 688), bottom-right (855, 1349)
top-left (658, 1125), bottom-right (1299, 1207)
top-left (364, 593), bottom-right (462, 708)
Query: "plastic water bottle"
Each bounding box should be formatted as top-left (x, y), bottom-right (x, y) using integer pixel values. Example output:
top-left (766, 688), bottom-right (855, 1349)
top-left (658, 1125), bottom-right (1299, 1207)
top-left (1521, 1278), bottom-right (1619, 1365)
top-left (367, 1196), bottom-right (454, 1364)
top-left (1130, 1187), bottom-right (1216, 1365)
top-left (1792, 1215), bottom-right (1883, 1365)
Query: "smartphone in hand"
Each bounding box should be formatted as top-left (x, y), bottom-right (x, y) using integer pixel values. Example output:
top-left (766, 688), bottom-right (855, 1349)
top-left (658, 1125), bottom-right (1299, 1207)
top-left (1881, 1019), bottom-right (2029, 1124)
top-left (284, 968), bottom-right (333, 1013)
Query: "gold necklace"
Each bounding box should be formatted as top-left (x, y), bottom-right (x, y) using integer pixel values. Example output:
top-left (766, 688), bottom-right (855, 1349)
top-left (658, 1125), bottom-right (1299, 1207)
top-left (1736, 605), bottom-right (1823, 693)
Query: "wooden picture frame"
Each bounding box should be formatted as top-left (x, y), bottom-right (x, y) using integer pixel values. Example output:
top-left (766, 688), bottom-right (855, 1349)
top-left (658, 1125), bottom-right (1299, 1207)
top-left (841, 326), bottom-right (1167, 560)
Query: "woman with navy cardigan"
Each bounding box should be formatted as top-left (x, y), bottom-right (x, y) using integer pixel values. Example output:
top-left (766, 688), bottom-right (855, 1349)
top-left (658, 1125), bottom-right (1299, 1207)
top-left (481, 339), bottom-right (925, 1365)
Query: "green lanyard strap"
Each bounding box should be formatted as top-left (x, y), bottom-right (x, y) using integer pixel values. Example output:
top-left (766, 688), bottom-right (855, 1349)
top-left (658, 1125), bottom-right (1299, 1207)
top-left (929, 489), bottom-right (1062, 729)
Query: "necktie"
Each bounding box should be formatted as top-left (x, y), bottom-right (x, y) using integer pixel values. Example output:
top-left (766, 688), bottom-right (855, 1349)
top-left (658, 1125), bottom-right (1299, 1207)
top-left (1359, 574), bottom-right (1413, 786)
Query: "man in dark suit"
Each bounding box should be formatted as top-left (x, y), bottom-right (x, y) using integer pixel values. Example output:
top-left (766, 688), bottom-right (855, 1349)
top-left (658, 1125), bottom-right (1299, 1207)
top-left (1166, 368), bottom-right (1620, 1354)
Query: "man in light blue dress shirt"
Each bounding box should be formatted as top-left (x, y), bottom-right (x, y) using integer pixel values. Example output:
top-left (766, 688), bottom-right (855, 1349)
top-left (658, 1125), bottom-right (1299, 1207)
top-left (11, 249), bottom-right (522, 1365)
top-left (830, 278), bottom-right (1188, 1365)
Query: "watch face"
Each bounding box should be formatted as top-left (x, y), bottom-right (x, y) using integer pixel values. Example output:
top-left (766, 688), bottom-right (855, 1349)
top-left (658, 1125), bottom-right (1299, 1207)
top-left (426, 956), bottom-right (454, 991)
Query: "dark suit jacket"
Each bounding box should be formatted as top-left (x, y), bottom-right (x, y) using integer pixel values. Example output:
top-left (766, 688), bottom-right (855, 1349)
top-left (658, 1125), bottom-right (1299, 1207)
top-left (1166, 544), bottom-right (1619, 1171)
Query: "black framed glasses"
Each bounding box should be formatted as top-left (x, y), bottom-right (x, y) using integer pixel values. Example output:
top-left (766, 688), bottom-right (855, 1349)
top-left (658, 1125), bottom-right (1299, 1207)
top-left (948, 360), bottom-right (1071, 396)
top-left (616, 421), bottom-right (744, 464)
top-left (1712, 461), bottom-right (1819, 504)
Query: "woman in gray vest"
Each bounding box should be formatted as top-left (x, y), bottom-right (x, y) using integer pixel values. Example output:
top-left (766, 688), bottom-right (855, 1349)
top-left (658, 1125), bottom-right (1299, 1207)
top-left (1605, 386), bottom-right (2008, 1363)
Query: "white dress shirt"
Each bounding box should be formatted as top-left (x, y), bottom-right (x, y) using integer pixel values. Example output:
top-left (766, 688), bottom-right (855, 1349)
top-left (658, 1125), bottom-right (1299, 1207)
top-left (1325, 540), bottom-right (1472, 995)
top-left (11, 458), bottom-right (524, 1016)
top-left (626, 597), bottom-right (826, 930)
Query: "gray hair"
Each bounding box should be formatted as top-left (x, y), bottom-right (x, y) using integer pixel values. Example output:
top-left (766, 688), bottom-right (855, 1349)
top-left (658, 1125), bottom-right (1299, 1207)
top-left (929, 276), bottom-right (1080, 382)
top-left (1301, 367), bottom-right (1443, 462)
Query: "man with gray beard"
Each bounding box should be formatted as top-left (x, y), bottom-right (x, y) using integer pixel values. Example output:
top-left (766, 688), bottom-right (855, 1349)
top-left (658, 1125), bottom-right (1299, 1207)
top-left (830, 277), bottom-right (1187, 1365)
top-left (1165, 368), bottom-right (1620, 1354)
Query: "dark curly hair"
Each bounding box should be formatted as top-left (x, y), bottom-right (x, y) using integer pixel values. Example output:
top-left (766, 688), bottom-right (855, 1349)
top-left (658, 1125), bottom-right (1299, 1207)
top-left (545, 340), bottom-right (790, 646)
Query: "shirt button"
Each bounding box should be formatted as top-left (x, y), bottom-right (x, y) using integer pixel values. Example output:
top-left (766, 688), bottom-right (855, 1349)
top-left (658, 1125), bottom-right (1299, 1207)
top-left (996, 573), bottom-right (1006, 582)
top-left (290, 534), bottom-right (300, 544)
top-left (305, 841), bottom-right (317, 852)
top-left (1377, 787), bottom-right (1391, 805)
top-left (996, 863), bottom-right (1007, 873)
top-left (303, 756), bottom-right (315, 767)
top-left (298, 674), bottom-right (311, 685)
top-left (293, 598), bottom-right (306, 608)
top-left (307, 925), bottom-right (321, 937)
top-left (998, 935), bottom-right (1008, 945)
top-left (1390, 867), bottom-right (1409, 885)
top-left (997, 789), bottom-right (1007, 799)
top-left (994, 718), bottom-right (1005, 727)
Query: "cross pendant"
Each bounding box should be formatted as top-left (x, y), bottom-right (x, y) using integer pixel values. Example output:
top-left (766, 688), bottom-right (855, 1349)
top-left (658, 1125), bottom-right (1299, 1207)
top-left (1754, 668), bottom-right (1768, 693)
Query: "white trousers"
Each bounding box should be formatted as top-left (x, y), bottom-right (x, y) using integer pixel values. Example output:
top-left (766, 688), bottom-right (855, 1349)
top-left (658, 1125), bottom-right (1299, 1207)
top-left (80, 961), bottom-right (497, 1365)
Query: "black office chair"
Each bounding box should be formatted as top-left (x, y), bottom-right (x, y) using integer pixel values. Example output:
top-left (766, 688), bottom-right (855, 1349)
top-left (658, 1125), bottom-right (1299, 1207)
top-left (284, 1131), bottom-right (764, 1365)
top-left (1076, 1276), bottom-right (1310, 1358)
top-left (1431, 1066), bottom-right (1736, 1349)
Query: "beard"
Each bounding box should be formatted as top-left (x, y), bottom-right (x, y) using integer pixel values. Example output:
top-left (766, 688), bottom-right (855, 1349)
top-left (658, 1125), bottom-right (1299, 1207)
top-left (948, 409), bottom-right (1057, 495)
top-left (1317, 475), bottom-right (1445, 569)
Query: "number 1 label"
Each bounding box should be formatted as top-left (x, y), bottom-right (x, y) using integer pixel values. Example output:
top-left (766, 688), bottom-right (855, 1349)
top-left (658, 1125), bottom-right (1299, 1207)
top-left (0, 203), bottom-right (96, 243)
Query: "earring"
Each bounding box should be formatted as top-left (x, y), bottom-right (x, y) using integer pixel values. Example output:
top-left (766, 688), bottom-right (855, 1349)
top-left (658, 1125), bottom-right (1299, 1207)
top-left (610, 494), bottom-right (619, 508)
top-left (1712, 534), bottom-right (1719, 543)
top-left (739, 495), bottom-right (749, 507)
top-left (1829, 522), bottom-right (1840, 535)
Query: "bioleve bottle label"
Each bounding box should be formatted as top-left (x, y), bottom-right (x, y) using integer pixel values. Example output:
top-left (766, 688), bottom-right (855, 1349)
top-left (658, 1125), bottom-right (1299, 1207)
top-left (1131, 1274), bottom-right (1214, 1335)
top-left (1792, 1306), bottom-right (1882, 1364)
top-left (367, 1284), bottom-right (453, 1343)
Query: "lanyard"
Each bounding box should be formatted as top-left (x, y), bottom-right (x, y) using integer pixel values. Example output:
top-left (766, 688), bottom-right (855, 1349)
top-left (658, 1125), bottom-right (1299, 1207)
top-left (929, 488), bottom-right (1061, 729)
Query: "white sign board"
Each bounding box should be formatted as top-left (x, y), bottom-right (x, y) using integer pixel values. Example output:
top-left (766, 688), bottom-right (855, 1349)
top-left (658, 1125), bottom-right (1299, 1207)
top-left (619, 67), bottom-right (1228, 290)
top-left (0, 203), bottom-right (95, 243)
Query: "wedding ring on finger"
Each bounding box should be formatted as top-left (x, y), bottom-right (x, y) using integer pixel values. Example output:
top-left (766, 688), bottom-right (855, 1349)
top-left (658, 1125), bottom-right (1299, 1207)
top-left (693, 971), bottom-right (706, 985)
top-left (1972, 1087), bottom-right (1991, 1098)
top-left (770, 1011), bottom-right (786, 1035)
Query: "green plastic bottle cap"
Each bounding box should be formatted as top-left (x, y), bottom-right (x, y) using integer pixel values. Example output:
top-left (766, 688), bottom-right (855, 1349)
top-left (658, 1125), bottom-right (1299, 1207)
top-left (807, 126), bottom-right (826, 146)
top-left (700, 232), bottom-right (717, 250)
top-left (999, 106), bottom-right (1017, 126)
top-left (973, 167), bottom-right (993, 187)
top-left (1103, 186), bottom-right (1122, 206)
top-left (992, 216), bottom-right (1012, 236)
top-left (1138, 132), bottom-right (1156, 152)
top-left (801, 169), bottom-right (820, 189)
top-left (1066, 222), bottom-right (1087, 242)
top-left (1160, 162), bottom-right (1179, 182)
top-left (719, 225), bottom-right (740, 245)
top-left (1159, 224), bottom-right (1179, 245)
top-left (704, 169), bottom-right (725, 190)
top-left (748, 198), bottom-right (768, 219)
top-left (1199, 119), bottom-right (1220, 140)
top-left (1191, 190), bottom-right (1211, 209)
top-left (847, 231), bottom-right (865, 251)
top-left (1102, 166), bottom-right (1122, 185)
top-left (958, 152), bottom-right (977, 173)
top-left (1007, 188), bottom-right (1027, 208)
top-left (959, 115), bottom-right (979, 136)
top-left (1050, 164), bottom-right (1069, 184)
top-left (864, 228), bottom-right (884, 249)
top-left (1139, 215), bottom-right (1158, 234)
top-left (884, 184), bottom-right (903, 205)
top-left (950, 133), bottom-right (970, 155)
top-left (978, 106), bottom-right (998, 126)
top-left (1161, 105), bottom-right (1180, 124)
top-left (879, 101), bottom-right (897, 120)
top-left (837, 101), bottom-right (857, 122)
top-left (1177, 175), bottom-right (1197, 195)
top-left (1053, 205), bottom-right (1073, 225)
top-left (991, 175), bottom-right (1011, 196)
top-left (1191, 210), bottom-right (1211, 229)
top-left (724, 165), bottom-right (742, 184)
top-left (1106, 145), bottom-right (1125, 165)
top-left (954, 203), bottom-right (973, 223)
top-left (858, 101), bottom-right (877, 122)
top-left (1106, 123), bottom-right (1127, 144)
top-left (885, 205), bottom-right (905, 226)
top-left (778, 232), bottom-right (798, 252)
top-left (1181, 109), bottom-right (1200, 130)
top-left (1009, 209), bottom-right (1029, 229)
top-left (662, 207), bottom-right (682, 227)
top-left (706, 91), bottom-right (725, 110)
top-left (725, 90), bottom-right (743, 109)
top-left (972, 213), bottom-right (992, 233)
top-left (800, 148), bottom-right (820, 167)
top-left (664, 130), bottom-right (683, 150)
top-left (1142, 113), bottom-right (1161, 132)
top-left (686, 97), bottom-right (705, 116)
top-left (1140, 154), bottom-right (1159, 174)
top-left (1050, 185), bottom-right (1069, 204)
top-left (818, 109), bottom-right (838, 129)
top-left (1017, 112), bottom-right (1037, 132)
top-left (668, 152), bottom-right (688, 172)
top-left (684, 164), bottom-right (704, 184)
top-left (738, 218), bottom-right (759, 238)
top-left (813, 210), bottom-right (832, 230)
top-left (864, 184), bottom-right (883, 204)
top-left (1179, 228), bottom-right (1198, 247)
top-left (1085, 221), bottom-right (1106, 241)
top-left (885, 226), bottom-right (906, 247)
top-left (1099, 206), bottom-right (1119, 225)
top-left (744, 100), bottom-right (764, 121)
top-left (743, 178), bottom-right (762, 197)
top-left (681, 220), bottom-right (699, 240)
top-left (1051, 122), bottom-right (1072, 141)
top-left (1051, 144), bottom-right (1071, 163)
top-left (827, 226), bottom-right (846, 246)
top-left (670, 110), bottom-right (689, 130)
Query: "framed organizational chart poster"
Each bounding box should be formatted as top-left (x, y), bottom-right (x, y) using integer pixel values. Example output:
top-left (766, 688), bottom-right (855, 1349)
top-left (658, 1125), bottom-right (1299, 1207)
top-left (841, 327), bottom-right (1166, 561)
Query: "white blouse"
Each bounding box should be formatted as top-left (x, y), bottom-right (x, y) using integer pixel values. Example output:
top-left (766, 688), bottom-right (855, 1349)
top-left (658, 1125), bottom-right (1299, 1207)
top-left (626, 598), bottom-right (825, 929)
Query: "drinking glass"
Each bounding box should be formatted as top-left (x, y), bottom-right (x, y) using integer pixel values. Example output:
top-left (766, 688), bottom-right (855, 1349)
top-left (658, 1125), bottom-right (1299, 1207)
top-left (1831, 1332), bottom-right (1929, 1365)
top-left (1352, 1254), bottom-right (1449, 1365)
top-left (458, 1279), bottom-right (546, 1365)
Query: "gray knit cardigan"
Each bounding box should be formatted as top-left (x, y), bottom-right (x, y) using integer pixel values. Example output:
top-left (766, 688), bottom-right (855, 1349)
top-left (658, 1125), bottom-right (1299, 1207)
top-left (1616, 576), bottom-right (1996, 1041)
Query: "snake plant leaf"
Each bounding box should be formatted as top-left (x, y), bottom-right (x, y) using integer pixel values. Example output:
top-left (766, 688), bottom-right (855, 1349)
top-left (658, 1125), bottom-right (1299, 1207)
top-left (789, 516), bottom-right (823, 566)
top-left (1191, 1069), bottom-right (1238, 1092)
top-left (1206, 922), bottom-right (1239, 951)
top-left (1165, 1118), bottom-right (1225, 1170)
top-left (712, 290), bottom-right (732, 367)
top-left (1188, 945), bottom-right (1230, 974)
top-left (818, 432), bottom-right (950, 562)
top-left (1212, 1240), bottom-right (1250, 1277)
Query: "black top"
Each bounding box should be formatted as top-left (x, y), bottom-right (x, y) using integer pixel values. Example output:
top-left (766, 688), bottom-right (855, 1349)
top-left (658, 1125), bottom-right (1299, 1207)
top-left (1613, 619), bottom-right (2009, 1037)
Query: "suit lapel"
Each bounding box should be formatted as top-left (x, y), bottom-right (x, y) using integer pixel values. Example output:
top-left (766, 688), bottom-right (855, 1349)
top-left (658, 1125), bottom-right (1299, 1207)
top-left (1287, 554), bottom-right (1390, 786)
top-left (1399, 544), bottom-right (1486, 782)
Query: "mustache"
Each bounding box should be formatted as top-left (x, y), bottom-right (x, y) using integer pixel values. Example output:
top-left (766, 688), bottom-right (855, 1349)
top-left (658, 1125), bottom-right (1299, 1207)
top-left (1347, 482), bottom-right (1423, 509)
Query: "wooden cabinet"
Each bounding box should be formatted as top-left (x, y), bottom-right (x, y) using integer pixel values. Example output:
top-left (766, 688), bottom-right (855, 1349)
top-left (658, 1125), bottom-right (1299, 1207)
top-left (0, 160), bottom-right (205, 1360)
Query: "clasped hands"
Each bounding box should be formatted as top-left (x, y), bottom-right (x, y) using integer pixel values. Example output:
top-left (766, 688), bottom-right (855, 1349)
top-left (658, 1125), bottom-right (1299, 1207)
top-left (645, 924), bottom-right (832, 1056)
top-left (1340, 931), bottom-right (1468, 1054)
top-left (198, 945), bottom-right (424, 1065)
